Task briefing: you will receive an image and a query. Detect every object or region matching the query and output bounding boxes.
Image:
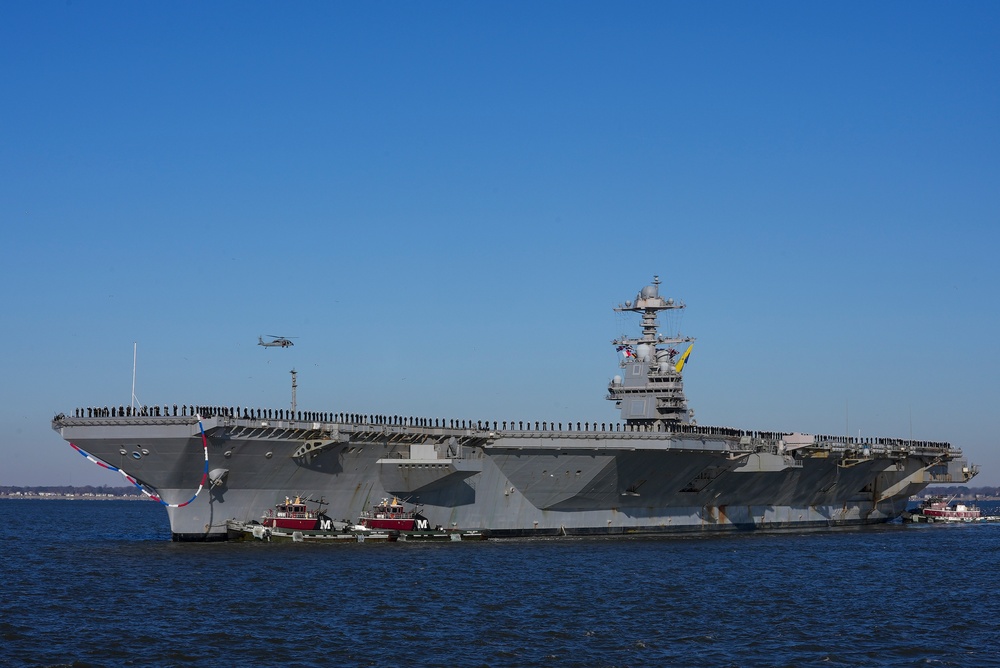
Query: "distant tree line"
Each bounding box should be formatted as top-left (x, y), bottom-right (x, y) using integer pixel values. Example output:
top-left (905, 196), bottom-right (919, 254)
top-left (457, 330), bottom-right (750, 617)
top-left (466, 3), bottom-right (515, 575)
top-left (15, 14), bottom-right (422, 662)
top-left (0, 485), bottom-right (146, 497)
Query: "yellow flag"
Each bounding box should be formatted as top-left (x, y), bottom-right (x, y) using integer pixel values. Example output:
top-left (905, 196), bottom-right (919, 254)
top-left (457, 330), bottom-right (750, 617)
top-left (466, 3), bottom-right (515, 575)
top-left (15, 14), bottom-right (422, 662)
top-left (676, 345), bottom-right (693, 373)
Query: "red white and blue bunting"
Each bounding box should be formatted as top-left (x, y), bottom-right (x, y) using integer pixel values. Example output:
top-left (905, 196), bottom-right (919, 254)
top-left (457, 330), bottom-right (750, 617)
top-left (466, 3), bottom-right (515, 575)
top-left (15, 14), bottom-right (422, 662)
top-left (69, 418), bottom-right (210, 508)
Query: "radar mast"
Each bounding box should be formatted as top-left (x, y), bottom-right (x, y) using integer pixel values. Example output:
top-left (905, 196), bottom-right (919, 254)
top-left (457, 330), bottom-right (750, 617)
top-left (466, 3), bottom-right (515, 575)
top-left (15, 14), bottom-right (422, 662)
top-left (607, 275), bottom-right (695, 425)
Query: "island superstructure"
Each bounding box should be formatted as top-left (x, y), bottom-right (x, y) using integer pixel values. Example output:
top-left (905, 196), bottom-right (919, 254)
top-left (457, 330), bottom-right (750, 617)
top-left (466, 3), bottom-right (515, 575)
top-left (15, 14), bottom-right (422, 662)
top-left (608, 275), bottom-right (695, 425)
top-left (53, 276), bottom-right (977, 540)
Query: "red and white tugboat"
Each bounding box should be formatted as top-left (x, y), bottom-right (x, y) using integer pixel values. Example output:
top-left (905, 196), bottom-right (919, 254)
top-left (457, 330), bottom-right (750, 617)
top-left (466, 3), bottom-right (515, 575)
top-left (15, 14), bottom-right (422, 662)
top-left (358, 497), bottom-right (426, 531)
top-left (262, 496), bottom-right (328, 531)
top-left (909, 497), bottom-right (983, 523)
top-left (356, 497), bottom-right (488, 541)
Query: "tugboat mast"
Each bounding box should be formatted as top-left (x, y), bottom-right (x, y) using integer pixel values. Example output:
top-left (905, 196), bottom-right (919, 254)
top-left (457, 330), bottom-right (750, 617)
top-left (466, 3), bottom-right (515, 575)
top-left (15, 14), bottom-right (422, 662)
top-left (607, 275), bottom-right (695, 426)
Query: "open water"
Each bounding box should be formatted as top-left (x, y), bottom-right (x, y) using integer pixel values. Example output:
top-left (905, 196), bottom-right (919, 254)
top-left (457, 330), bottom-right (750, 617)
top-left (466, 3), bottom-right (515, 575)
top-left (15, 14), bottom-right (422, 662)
top-left (2, 499), bottom-right (1000, 667)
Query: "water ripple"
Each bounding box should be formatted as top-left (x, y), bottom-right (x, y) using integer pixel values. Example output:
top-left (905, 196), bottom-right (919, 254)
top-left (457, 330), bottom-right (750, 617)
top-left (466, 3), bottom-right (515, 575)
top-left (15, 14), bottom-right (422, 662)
top-left (4, 500), bottom-right (1000, 667)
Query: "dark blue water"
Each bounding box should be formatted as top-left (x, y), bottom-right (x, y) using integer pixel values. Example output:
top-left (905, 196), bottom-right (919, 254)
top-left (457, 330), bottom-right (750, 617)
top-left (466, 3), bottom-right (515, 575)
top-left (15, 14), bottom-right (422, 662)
top-left (3, 499), bottom-right (1000, 667)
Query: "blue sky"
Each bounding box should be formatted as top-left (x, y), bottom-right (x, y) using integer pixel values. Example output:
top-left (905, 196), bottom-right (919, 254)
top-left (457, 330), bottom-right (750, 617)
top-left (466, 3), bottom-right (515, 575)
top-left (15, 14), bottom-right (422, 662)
top-left (2, 2), bottom-right (998, 486)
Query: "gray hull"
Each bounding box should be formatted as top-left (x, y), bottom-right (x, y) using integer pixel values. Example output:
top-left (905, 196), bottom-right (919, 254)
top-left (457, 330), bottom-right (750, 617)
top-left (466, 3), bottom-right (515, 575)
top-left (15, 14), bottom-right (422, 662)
top-left (53, 413), bottom-right (973, 540)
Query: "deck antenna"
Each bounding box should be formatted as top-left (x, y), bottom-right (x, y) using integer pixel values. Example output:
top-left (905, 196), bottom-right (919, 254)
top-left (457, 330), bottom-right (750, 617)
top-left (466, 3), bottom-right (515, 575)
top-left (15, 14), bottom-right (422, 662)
top-left (909, 405), bottom-right (913, 446)
top-left (845, 399), bottom-right (849, 443)
top-left (130, 342), bottom-right (139, 410)
top-left (290, 368), bottom-right (297, 415)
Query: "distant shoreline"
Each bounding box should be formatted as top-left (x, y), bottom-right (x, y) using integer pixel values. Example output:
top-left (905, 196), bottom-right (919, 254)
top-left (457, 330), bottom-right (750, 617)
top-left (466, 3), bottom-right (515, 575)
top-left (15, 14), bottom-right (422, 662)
top-left (0, 486), bottom-right (151, 501)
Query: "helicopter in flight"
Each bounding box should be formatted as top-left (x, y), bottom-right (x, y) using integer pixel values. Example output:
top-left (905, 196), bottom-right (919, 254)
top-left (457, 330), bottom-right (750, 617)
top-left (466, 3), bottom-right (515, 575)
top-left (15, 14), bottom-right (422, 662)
top-left (258, 335), bottom-right (296, 348)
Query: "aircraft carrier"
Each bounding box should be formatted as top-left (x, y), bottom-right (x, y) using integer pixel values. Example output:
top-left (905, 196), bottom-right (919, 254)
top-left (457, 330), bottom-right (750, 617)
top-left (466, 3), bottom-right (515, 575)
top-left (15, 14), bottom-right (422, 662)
top-left (52, 276), bottom-right (977, 540)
